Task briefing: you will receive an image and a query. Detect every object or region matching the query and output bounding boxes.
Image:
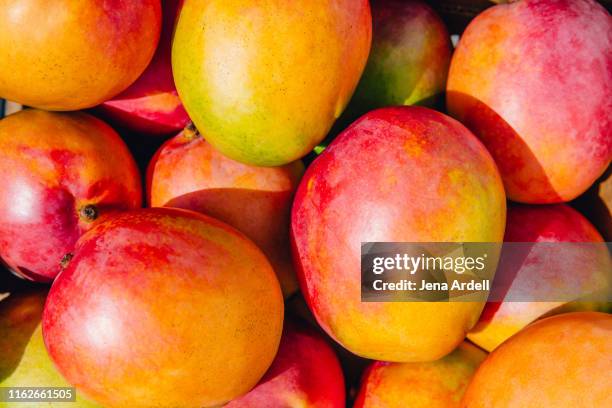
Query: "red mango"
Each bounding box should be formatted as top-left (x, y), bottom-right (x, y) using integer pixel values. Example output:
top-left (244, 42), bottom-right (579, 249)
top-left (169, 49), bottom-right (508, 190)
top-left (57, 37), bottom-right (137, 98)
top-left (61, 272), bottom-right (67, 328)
top-left (0, 110), bottom-right (141, 282)
top-left (98, 0), bottom-right (190, 136)
top-left (42, 208), bottom-right (284, 408)
top-left (447, 0), bottom-right (611, 203)
top-left (291, 106), bottom-right (506, 362)
top-left (227, 320), bottom-right (345, 408)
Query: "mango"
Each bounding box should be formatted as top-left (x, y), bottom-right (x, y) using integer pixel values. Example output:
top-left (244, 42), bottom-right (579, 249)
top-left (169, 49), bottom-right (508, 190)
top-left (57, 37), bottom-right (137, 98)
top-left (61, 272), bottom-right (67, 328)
top-left (172, 0), bottom-right (372, 166)
top-left (291, 106), bottom-right (506, 362)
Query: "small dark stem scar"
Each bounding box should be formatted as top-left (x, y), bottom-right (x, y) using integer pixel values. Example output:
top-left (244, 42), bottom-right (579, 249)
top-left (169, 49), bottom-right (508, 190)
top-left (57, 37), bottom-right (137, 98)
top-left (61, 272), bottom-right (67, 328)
top-left (79, 204), bottom-right (99, 221)
top-left (60, 253), bottom-right (74, 269)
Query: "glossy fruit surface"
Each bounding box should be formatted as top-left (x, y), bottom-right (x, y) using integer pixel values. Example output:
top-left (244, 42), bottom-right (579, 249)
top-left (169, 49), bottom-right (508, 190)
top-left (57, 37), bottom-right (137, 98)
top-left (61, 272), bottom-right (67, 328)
top-left (0, 0), bottom-right (161, 110)
top-left (345, 0), bottom-right (451, 120)
top-left (468, 204), bottom-right (611, 351)
top-left (172, 0), bottom-right (372, 165)
top-left (355, 342), bottom-right (486, 408)
top-left (292, 106), bottom-right (506, 362)
top-left (148, 126), bottom-right (303, 296)
top-left (43, 208), bottom-right (284, 408)
top-left (98, 0), bottom-right (189, 135)
top-left (447, 0), bottom-right (611, 203)
top-left (462, 312), bottom-right (612, 407)
top-left (227, 320), bottom-right (345, 408)
top-left (0, 110), bottom-right (141, 282)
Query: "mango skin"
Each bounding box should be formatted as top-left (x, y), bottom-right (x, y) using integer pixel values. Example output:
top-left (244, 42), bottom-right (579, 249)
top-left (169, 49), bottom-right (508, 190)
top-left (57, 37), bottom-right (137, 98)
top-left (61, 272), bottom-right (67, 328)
top-left (0, 0), bottom-right (161, 111)
top-left (461, 312), bottom-right (612, 407)
top-left (147, 128), bottom-right (304, 297)
top-left (172, 0), bottom-right (372, 166)
top-left (468, 204), bottom-right (611, 352)
top-left (0, 110), bottom-right (142, 282)
top-left (355, 342), bottom-right (487, 408)
top-left (291, 106), bottom-right (506, 362)
top-left (0, 291), bottom-right (100, 407)
top-left (226, 320), bottom-right (345, 408)
top-left (447, 0), bottom-right (611, 203)
top-left (345, 0), bottom-right (451, 121)
top-left (98, 0), bottom-right (189, 136)
top-left (42, 208), bottom-right (284, 408)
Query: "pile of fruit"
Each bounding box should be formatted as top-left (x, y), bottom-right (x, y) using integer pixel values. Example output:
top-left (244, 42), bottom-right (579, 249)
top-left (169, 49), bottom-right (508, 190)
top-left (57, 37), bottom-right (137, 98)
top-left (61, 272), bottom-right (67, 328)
top-left (0, 0), bottom-right (610, 407)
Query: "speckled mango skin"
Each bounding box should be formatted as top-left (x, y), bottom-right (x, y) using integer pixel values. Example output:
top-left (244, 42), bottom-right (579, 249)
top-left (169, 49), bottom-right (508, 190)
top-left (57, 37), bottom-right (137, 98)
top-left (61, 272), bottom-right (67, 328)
top-left (0, 0), bottom-right (161, 111)
top-left (226, 320), bottom-right (345, 408)
top-left (42, 208), bottom-right (284, 408)
top-left (99, 0), bottom-right (189, 136)
top-left (447, 0), bottom-right (611, 204)
top-left (0, 110), bottom-right (141, 282)
top-left (461, 312), bottom-right (612, 407)
top-left (291, 106), bottom-right (506, 362)
top-left (172, 0), bottom-right (372, 166)
top-left (344, 0), bottom-right (451, 122)
top-left (468, 204), bottom-right (610, 352)
top-left (147, 128), bottom-right (304, 297)
top-left (354, 342), bottom-right (487, 408)
top-left (0, 291), bottom-right (100, 408)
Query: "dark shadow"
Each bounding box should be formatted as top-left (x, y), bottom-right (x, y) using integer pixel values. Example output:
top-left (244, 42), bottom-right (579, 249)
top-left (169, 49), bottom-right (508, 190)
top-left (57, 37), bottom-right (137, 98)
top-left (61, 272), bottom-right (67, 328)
top-left (0, 264), bottom-right (47, 294)
top-left (0, 265), bottom-right (52, 285)
top-left (429, 0), bottom-right (494, 35)
top-left (117, 126), bottom-right (168, 188)
top-left (0, 289), bottom-right (47, 382)
top-left (571, 164), bottom-right (612, 241)
top-left (447, 91), bottom-right (562, 203)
